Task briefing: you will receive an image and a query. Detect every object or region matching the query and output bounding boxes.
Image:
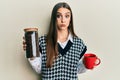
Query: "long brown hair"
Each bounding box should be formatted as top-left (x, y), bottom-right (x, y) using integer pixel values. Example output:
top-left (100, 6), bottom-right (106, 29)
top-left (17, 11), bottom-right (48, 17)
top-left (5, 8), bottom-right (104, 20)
top-left (46, 2), bottom-right (77, 68)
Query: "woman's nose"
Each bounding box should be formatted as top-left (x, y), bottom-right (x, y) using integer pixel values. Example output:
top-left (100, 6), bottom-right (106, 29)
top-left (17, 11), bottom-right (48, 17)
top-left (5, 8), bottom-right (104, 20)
top-left (61, 17), bottom-right (65, 23)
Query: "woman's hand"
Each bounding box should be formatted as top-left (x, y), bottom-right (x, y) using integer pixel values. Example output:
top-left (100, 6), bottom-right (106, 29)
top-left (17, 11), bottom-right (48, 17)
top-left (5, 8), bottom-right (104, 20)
top-left (23, 37), bottom-right (26, 51)
top-left (23, 37), bottom-right (35, 60)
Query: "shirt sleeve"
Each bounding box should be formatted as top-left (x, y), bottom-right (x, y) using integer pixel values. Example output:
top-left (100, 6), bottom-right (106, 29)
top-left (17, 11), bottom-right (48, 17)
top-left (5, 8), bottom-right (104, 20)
top-left (28, 53), bottom-right (42, 74)
top-left (77, 59), bottom-right (87, 74)
top-left (80, 46), bottom-right (87, 59)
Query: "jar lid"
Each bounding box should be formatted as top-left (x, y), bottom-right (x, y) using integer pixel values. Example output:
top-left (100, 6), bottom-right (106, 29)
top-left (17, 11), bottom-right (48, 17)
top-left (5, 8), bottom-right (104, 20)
top-left (24, 28), bottom-right (38, 32)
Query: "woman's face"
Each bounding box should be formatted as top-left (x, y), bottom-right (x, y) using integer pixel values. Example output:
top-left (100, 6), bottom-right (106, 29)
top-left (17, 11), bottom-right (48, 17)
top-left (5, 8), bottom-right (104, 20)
top-left (56, 7), bottom-right (71, 31)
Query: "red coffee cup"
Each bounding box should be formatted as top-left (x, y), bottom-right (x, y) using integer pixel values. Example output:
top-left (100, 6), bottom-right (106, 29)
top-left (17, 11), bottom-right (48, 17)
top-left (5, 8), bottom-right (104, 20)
top-left (83, 53), bottom-right (101, 69)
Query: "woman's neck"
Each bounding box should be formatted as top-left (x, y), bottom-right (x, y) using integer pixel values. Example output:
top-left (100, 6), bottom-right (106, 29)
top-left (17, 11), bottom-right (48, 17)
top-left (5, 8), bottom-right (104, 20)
top-left (57, 29), bottom-right (69, 43)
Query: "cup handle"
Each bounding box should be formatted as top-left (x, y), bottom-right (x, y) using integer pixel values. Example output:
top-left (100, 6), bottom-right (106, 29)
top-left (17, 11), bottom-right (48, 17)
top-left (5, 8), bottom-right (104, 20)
top-left (95, 58), bottom-right (101, 66)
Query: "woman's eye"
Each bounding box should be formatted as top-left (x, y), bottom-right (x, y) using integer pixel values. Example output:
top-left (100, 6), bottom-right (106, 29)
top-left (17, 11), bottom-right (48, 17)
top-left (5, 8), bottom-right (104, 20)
top-left (57, 15), bottom-right (61, 18)
top-left (65, 15), bottom-right (70, 18)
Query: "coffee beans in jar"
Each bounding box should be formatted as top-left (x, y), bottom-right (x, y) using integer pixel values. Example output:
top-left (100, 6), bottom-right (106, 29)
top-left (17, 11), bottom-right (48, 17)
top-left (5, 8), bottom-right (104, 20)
top-left (24, 28), bottom-right (40, 58)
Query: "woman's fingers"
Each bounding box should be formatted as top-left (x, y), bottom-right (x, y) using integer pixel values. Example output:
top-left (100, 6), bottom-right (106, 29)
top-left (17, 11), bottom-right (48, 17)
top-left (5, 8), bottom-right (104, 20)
top-left (23, 44), bottom-right (26, 51)
top-left (23, 41), bottom-right (26, 45)
top-left (23, 36), bottom-right (26, 51)
top-left (23, 36), bottom-right (25, 39)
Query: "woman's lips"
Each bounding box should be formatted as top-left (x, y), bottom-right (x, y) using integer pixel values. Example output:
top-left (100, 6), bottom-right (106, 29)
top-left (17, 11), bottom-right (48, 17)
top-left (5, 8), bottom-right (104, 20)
top-left (60, 24), bottom-right (66, 27)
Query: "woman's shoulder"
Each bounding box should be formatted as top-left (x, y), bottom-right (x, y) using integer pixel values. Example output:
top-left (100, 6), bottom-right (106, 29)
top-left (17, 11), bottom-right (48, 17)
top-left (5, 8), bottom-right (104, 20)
top-left (73, 36), bottom-right (82, 41)
top-left (39, 34), bottom-right (47, 43)
top-left (73, 36), bottom-right (85, 44)
top-left (39, 34), bottom-right (47, 40)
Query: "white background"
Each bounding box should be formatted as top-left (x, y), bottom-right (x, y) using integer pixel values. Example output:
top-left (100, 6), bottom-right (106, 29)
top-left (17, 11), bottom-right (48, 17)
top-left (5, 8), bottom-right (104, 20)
top-left (0, 0), bottom-right (120, 80)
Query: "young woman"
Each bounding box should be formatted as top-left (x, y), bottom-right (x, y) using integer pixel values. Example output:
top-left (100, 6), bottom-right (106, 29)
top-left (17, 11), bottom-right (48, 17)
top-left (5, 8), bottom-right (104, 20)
top-left (23, 2), bottom-right (87, 80)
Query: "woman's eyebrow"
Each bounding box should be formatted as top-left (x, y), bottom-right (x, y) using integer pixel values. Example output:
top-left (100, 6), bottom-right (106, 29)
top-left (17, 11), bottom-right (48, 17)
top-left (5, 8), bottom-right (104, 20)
top-left (57, 12), bottom-right (71, 14)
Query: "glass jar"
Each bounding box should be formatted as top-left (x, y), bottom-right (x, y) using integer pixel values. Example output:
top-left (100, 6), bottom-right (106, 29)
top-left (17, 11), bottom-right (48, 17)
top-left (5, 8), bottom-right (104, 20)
top-left (24, 28), bottom-right (40, 58)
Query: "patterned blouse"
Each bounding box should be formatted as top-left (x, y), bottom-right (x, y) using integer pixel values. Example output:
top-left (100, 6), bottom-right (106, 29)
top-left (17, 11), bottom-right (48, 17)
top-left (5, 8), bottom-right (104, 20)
top-left (28, 33), bottom-right (87, 80)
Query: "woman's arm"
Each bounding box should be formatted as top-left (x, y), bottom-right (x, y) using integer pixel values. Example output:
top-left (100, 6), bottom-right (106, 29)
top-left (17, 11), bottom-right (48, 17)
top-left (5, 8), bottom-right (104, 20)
top-left (28, 54), bottom-right (42, 74)
top-left (77, 59), bottom-right (87, 74)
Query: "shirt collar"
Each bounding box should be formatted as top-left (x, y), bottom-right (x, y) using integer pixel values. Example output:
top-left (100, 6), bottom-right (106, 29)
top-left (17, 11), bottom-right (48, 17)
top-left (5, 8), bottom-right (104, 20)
top-left (57, 32), bottom-right (73, 43)
top-left (68, 33), bottom-right (73, 43)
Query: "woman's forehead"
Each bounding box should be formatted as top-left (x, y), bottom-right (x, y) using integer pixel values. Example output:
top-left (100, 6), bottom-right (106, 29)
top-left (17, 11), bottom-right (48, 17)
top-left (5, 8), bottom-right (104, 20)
top-left (57, 8), bottom-right (71, 14)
